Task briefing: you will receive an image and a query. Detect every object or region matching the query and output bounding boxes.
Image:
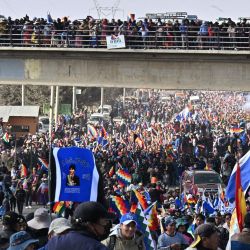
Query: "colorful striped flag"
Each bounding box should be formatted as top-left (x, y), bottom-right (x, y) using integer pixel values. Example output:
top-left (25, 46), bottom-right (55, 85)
top-left (144, 201), bottom-right (159, 231)
top-left (116, 169), bottom-right (132, 187)
top-left (38, 157), bottom-right (49, 171)
top-left (187, 197), bottom-right (196, 205)
top-left (108, 166), bottom-right (115, 177)
top-left (87, 125), bottom-right (98, 139)
top-left (135, 137), bottom-right (144, 148)
top-left (53, 201), bottom-right (65, 215)
top-left (100, 126), bottom-right (107, 138)
top-left (134, 203), bottom-right (155, 250)
top-left (230, 128), bottom-right (244, 134)
top-left (235, 162), bottom-right (247, 231)
top-left (226, 150), bottom-right (250, 203)
top-left (21, 164), bottom-right (28, 177)
top-left (2, 132), bottom-right (9, 143)
top-left (110, 196), bottom-right (130, 216)
top-left (133, 189), bottom-right (148, 210)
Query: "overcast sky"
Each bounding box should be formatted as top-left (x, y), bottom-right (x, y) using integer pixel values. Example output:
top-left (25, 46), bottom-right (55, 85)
top-left (1, 0), bottom-right (250, 22)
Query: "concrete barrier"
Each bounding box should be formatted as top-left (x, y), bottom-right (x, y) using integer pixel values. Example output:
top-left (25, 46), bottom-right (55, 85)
top-left (0, 47), bottom-right (250, 91)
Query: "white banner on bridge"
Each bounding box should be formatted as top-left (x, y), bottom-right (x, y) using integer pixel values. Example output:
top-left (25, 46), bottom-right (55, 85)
top-left (106, 35), bottom-right (126, 49)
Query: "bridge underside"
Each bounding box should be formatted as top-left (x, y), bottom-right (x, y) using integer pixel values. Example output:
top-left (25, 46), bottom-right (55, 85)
top-left (0, 48), bottom-right (250, 91)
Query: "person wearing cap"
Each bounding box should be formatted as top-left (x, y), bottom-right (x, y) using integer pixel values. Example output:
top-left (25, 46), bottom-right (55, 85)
top-left (45, 201), bottom-right (113, 250)
top-left (231, 212), bottom-right (250, 249)
top-left (157, 216), bottom-right (188, 250)
top-left (0, 211), bottom-right (27, 249)
top-left (102, 212), bottom-right (145, 250)
top-left (185, 224), bottom-right (220, 250)
top-left (176, 218), bottom-right (193, 245)
top-left (7, 231), bottom-right (38, 250)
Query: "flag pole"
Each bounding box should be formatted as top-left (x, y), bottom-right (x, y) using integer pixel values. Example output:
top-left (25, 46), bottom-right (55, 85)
top-left (14, 136), bottom-right (17, 167)
top-left (48, 86), bottom-right (54, 220)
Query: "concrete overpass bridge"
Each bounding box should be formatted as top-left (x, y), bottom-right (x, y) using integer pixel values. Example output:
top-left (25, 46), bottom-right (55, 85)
top-left (0, 47), bottom-right (250, 91)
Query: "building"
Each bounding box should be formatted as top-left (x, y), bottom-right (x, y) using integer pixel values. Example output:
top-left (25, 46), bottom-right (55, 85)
top-left (0, 106), bottom-right (40, 137)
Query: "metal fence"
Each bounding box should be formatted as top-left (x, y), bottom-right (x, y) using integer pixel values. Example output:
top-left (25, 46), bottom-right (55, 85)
top-left (0, 24), bottom-right (250, 50)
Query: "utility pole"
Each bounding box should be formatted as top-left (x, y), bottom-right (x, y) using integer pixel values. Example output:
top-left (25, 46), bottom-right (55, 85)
top-left (49, 86), bottom-right (54, 137)
top-left (123, 88), bottom-right (126, 108)
top-left (21, 85), bottom-right (25, 106)
top-left (72, 86), bottom-right (76, 114)
top-left (100, 87), bottom-right (104, 113)
top-left (54, 86), bottom-right (59, 131)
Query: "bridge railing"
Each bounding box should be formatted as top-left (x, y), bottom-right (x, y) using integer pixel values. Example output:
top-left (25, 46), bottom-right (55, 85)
top-left (0, 24), bottom-right (250, 50)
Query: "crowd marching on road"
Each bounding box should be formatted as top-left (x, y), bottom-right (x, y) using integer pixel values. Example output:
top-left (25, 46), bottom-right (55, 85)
top-left (1, 14), bottom-right (250, 49)
top-left (0, 89), bottom-right (249, 250)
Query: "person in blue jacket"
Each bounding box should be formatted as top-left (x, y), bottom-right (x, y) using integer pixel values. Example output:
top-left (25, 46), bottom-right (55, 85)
top-left (44, 201), bottom-right (114, 250)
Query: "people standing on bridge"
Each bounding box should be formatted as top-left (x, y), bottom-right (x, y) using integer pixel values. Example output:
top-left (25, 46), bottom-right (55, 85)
top-left (198, 21), bottom-right (209, 49)
top-left (179, 19), bottom-right (188, 49)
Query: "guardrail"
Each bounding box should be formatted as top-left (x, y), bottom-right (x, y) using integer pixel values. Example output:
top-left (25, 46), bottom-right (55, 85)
top-left (0, 24), bottom-right (250, 50)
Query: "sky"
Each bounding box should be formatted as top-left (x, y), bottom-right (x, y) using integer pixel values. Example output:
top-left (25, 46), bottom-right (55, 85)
top-left (1, 0), bottom-right (250, 23)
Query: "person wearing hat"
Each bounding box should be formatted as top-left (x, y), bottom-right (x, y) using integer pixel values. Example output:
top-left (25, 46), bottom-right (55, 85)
top-left (158, 216), bottom-right (188, 250)
top-left (45, 201), bottom-right (113, 250)
top-left (231, 212), bottom-right (250, 249)
top-left (102, 212), bottom-right (145, 250)
top-left (47, 217), bottom-right (71, 239)
top-left (38, 218), bottom-right (72, 250)
top-left (7, 231), bottom-right (38, 250)
top-left (0, 211), bottom-right (27, 249)
top-left (27, 208), bottom-right (51, 248)
top-left (185, 223), bottom-right (220, 250)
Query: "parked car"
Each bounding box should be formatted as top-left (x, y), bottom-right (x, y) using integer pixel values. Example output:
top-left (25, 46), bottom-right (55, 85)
top-left (180, 170), bottom-right (224, 195)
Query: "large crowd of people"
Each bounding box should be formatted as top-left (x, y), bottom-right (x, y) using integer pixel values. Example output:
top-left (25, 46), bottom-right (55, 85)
top-left (0, 89), bottom-right (249, 249)
top-left (0, 14), bottom-right (250, 49)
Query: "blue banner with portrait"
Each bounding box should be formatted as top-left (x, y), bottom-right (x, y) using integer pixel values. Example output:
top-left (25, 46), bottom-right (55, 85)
top-left (53, 147), bottom-right (99, 202)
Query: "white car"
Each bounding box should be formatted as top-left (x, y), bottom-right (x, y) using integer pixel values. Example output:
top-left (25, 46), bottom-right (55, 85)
top-left (98, 105), bottom-right (112, 115)
top-left (88, 113), bottom-right (109, 126)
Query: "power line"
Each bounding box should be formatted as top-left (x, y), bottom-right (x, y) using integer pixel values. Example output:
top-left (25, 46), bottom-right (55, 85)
top-left (91, 0), bottom-right (123, 19)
